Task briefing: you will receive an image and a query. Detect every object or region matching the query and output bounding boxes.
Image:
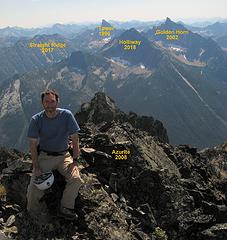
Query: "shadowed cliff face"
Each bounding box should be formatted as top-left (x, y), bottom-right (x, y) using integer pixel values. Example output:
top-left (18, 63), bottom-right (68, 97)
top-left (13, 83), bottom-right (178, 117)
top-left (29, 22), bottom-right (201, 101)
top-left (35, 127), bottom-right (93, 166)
top-left (1, 93), bottom-right (227, 240)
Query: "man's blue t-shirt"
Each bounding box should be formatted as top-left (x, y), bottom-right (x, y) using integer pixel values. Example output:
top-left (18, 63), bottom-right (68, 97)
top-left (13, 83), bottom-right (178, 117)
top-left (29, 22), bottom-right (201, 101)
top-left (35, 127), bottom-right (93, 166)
top-left (27, 108), bottom-right (80, 152)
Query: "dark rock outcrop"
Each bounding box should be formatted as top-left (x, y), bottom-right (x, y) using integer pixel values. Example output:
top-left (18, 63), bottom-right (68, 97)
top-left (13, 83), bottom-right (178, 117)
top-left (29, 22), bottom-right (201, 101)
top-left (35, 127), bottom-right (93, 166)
top-left (76, 92), bottom-right (169, 143)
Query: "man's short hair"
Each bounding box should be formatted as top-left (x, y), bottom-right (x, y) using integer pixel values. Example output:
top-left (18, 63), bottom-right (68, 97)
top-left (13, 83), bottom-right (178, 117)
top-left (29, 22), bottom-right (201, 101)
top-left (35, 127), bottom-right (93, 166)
top-left (41, 89), bottom-right (59, 102)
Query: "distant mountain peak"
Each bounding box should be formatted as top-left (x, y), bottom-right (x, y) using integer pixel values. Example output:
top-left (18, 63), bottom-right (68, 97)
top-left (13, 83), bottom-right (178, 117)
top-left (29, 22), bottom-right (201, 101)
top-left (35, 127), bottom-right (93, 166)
top-left (126, 27), bottom-right (138, 34)
top-left (156, 17), bottom-right (187, 30)
top-left (100, 27), bottom-right (164, 69)
top-left (101, 19), bottom-right (112, 28)
top-left (165, 17), bottom-right (173, 24)
top-left (213, 22), bottom-right (221, 26)
top-left (31, 33), bottom-right (63, 40)
top-left (53, 23), bottom-right (63, 27)
top-left (119, 28), bottom-right (142, 39)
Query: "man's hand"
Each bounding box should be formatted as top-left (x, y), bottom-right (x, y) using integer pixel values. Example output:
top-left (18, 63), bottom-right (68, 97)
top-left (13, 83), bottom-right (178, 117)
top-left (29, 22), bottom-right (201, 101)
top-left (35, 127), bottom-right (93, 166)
top-left (29, 138), bottom-right (41, 176)
top-left (33, 165), bottom-right (42, 176)
top-left (68, 161), bottom-right (80, 178)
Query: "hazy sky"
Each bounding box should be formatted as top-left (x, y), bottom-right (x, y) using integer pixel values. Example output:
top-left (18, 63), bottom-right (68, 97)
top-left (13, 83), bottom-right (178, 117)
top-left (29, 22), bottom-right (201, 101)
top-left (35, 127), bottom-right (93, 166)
top-left (0, 0), bottom-right (227, 28)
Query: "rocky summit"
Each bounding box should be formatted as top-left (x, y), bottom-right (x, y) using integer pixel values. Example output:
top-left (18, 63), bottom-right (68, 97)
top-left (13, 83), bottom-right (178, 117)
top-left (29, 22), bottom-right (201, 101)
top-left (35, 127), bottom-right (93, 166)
top-left (0, 92), bottom-right (227, 240)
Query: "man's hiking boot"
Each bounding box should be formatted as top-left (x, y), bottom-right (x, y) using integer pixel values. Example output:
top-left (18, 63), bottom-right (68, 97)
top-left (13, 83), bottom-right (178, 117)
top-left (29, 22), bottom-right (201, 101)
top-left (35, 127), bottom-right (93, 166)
top-left (59, 206), bottom-right (78, 220)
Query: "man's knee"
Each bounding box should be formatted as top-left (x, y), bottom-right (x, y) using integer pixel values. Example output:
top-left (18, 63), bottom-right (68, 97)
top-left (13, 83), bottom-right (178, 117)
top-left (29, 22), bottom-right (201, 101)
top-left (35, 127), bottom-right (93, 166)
top-left (67, 175), bottom-right (84, 188)
top-left (27, 180), bottom-right (44, 196)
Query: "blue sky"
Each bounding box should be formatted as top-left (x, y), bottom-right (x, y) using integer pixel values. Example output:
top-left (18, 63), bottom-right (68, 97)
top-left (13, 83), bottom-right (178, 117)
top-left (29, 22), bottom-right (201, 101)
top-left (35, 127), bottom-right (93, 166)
top-left (0, 0), bottom-right (227, 28)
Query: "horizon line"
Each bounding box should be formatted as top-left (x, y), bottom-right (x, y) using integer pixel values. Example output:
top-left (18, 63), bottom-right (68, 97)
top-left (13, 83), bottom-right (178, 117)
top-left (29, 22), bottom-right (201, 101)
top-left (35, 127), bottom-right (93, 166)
top-left (1, 17), bottom-right (227, 29)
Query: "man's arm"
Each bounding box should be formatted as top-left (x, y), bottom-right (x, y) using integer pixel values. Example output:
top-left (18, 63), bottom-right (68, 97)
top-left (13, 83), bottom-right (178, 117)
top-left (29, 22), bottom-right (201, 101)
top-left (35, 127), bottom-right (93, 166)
top-left (70, 133), bottom-right (80, 160)
top-left (29, 138), bottom-right (41, 176)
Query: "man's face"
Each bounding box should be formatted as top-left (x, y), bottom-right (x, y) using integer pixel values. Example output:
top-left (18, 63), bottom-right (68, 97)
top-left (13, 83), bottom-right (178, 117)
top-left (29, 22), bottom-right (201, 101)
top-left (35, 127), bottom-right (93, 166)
top-left (42, 94), bottom-right (58, 114)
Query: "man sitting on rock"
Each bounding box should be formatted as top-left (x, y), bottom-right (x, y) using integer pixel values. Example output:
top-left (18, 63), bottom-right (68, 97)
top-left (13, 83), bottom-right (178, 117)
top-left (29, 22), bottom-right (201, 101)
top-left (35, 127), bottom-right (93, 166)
top-left (26, 89), bottom-right (83, 221)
